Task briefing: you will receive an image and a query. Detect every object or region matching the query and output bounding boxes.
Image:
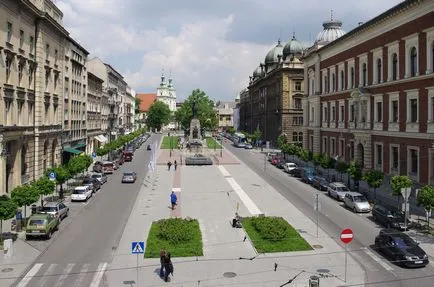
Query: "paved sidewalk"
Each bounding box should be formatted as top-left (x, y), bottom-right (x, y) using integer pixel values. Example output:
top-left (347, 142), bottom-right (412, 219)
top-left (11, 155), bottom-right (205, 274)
top-left (107, 149), bottom-right (366, 286)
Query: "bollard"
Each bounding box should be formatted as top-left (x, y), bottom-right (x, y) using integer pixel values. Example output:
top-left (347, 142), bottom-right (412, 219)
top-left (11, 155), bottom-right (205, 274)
top-left (309, 275), bottom-right (320, 287)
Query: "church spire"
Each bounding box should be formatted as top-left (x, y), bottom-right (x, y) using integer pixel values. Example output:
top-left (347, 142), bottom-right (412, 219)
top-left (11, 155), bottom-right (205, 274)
top-left (160, 66), bottom-right (166, 86)
top-left (168, 68), bottom-right (173, 88)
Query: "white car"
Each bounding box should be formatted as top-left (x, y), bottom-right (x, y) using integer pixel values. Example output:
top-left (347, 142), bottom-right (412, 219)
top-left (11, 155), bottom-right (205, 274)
top-left (71, 186), bottom-right (92, 202)
top-left (91, 173), bottom-right (107, 184)
top-left (327, 182), bottom-right (350, 201)
top-left (343, 192), bottom-right (371, 213)
top-left (283, 162), bottom-right (297, 173)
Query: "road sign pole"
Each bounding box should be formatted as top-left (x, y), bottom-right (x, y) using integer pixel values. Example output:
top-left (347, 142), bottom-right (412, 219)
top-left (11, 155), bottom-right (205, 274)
top-left (316, 193), bottom-right (319, 238)
top-left (344, 244), bottom-right (348, 282)
top-left (264, 153), bottom-right (266, 172)
top-left (136, 253), bottom-right (139, 286)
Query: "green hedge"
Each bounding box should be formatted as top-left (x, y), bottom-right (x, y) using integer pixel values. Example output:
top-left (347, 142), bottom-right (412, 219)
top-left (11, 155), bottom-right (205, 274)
top-left (96, 128), bottom-right (147, 156)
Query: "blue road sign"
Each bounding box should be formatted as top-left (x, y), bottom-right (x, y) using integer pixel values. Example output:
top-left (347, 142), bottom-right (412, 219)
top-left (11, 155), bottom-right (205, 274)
top-left (92, 152), bottom-right (96, 158)
top-left (132, 242), bottom-right (144, 254)
top-left (49, 172), bottom-right (56, 181)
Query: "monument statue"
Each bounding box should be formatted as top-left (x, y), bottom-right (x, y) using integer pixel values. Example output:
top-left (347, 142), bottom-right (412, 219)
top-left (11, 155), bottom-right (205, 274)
top-left (192, 100), bottom-right (198, 118)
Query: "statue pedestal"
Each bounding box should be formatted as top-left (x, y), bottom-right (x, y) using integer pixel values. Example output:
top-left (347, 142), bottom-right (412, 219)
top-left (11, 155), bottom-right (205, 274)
top-left (190, 118), bottom-right (201, 140)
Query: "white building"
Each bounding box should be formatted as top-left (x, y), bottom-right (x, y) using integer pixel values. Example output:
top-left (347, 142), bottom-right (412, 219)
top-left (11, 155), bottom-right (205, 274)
top-left (156, 72), bottom-right (176, 129)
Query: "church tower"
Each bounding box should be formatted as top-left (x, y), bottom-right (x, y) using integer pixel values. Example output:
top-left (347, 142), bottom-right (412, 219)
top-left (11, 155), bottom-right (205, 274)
top-left (156, 70), bottom-right (177, 129)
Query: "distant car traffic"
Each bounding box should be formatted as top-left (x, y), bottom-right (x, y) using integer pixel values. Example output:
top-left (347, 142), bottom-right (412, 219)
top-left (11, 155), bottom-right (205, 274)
top-left (244, 143), bottom-right (253, 149)
top-left (122, 171), bottom-right (137, 183)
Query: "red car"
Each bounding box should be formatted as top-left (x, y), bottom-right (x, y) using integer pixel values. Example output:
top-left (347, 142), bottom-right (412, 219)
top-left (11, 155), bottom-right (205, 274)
top-left (271, 156), bottom-right (283, 166)
top-left (123, 151), bottom-right (133, 162)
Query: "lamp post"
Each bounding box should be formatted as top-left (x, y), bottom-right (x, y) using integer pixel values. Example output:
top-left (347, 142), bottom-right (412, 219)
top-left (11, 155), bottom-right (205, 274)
top-left (169, 132), bottom-right (172, 157)
top-left (220, 137), bottom-right (223, 157)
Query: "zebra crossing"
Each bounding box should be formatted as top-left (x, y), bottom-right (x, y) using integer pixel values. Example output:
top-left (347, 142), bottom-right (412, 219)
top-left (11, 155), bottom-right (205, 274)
top-left (16, 262), bottom-right (108, 287)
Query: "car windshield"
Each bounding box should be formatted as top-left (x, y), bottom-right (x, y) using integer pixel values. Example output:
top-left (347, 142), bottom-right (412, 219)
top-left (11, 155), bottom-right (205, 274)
top-left (29, 219), bottom-right (46, 226)
top-left (124, 173), bottom-right (134, 176)
top-left (83, 179), bottom-right (92, 184)
top-left (41, 206), bottom-right (57, 212)
top-left (353, 195), bottom-right (367, 202)
top-left (91, 174), bottom-right (101, 178)
top-left (73, 189), bottom-right (85, 194)
top-left (392, 236), bottom-right (416, 249)
top-left (336, 186), bottom-right (349, 192)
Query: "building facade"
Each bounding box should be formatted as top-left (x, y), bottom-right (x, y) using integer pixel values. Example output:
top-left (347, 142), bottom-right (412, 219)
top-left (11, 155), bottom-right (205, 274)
top-left (62, 38), bottom-right (89, 161)
top-left (215, 101), bottom-right (236, 130)
top-left (156, 73), bottom-right (176, 130)
top-left (86, 71), bottom-right (105, 154)
top-left (123, 86), bottom-right (135, 133)
top-left (303, 0), bottom-right (434, 185)
top-left (0, 0), bottom-right (69, 195)
top-left (241, 35), bottom-right (305, 145)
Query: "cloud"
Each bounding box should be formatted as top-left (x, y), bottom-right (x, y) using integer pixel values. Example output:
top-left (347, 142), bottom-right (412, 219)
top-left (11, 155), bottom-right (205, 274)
top-left (58, 0), bottom-right (403, 100)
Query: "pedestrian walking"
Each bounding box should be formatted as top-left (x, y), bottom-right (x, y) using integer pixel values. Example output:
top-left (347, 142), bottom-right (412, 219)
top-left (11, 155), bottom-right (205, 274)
top-left (163, 252), bottom-right (173, 282)
top-left (170, 191), bottom-right (177, 210)
top-left (167, 161), bottom-right (172, 171)
top-left (159, 248), bottom-right (167, 277)
top-left (174, 160), bottom-right (177, 170)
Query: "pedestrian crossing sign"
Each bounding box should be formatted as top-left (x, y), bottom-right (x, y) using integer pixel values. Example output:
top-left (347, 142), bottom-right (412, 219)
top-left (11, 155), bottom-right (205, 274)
top-left (131, 242), bottom-right (144, 254)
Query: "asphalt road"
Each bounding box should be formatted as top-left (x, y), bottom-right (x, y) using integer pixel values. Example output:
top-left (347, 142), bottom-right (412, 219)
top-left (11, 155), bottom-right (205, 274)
top-left (225, 143), bottom-right (434, 287)
top-left (12, 134), bottom-right (160, 287)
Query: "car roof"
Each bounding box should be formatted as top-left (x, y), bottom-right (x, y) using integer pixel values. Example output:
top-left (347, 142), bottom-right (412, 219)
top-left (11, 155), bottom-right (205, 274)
top-left (43, 202), bottom-right (60, 207)
top-left (29, 214), bottom-right (50, 219)
top-left (75, 186), bottom-right (88, 190)
top-left (92, 173), bottom-right (102, 176)
top-left (330, 182), bottom-right (346, 186)
top-left (379, 229), bottom-right (410, 239)
top-left (123, 171), bottom-right (135, 174)
top-left (347, 192), bottom-right (363, 196)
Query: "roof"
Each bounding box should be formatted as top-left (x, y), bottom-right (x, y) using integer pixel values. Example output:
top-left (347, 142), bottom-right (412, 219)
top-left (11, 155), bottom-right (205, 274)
top-left (136, 93), bottom-right (157, 112)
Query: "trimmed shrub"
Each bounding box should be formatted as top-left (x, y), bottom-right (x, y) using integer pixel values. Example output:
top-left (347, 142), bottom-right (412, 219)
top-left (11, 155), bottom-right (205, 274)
top-left (251, 216), bottom-right (288, 241)
top-left (157, 218), bottom-right (194, 244)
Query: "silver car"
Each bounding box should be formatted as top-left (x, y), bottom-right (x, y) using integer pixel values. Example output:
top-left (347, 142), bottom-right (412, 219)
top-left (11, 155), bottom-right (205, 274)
top-left (327, 182), bottom-right (350, 201)
top-left (39, 202), bottom-right (69, 221)
top-left (344, 192), bottom-right (371, 213)
top-left (91, 173), bottom-right (107, 184)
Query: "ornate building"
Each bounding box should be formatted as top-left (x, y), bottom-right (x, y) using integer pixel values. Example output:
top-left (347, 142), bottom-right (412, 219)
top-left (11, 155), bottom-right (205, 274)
top-left (0, 0), bottom-right (68, 194)
top-left (86, 70), bottom-right (104, 155)
top-left (240, 34), bottom-right (305, 145)
top-left (156, 72), bottom-right (176, 130)
top-left (303, 0), bottom-right (434, 185)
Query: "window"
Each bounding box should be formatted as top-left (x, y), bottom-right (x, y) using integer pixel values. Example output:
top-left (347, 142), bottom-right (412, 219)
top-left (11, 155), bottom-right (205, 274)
top-left (410, 47), bottom-right (417, 77)
top-left (323, 137), bottom-right (328, 154)
top-left (410, 99), bottom-right (418, 122)
top-left (45, 44), bottom-right (50, 60)
top-left (331, 138), bottom-right (336, 155)
top-left (310, 107), bottom-right (314, 121)
top-left (18, 101), bottom-right (23, 125)
top-left (432, 42), bottom-right (434, 73)
top-left (376, 102), bottom-right (382, 122)
top-left (332, 74), bottom-right (335, 91)
top-left (392, 53), bottom-right (398, 80)
top-left (332, 106), bottom-right (336, 121)
top-left (298, 132), bottom-right (303, 142)
top-left (362, 63), bottom-right (367, 86)
top-left (5, 57), bottom-right (11, 83)
top-left (294, 98), bottom-right (302, 109)
top-left (28, 65), bottom-right (34, 88)
top-left (293, 132), bottom-right (298, 142)
top-left (350, 67), bottom-right (354, 88)
top-left (377, 59), bottom-right (382, 83)
top-left (18, 62), bottom-right (24, 86)
top-left (339, 139), bottom-right (344, 156)
top-left (29, 36), bottom-right (34, 54)
top-left (324, 75), bottom-right (328, 93)
top-left (19, 30), bottom-right (24, 48)
top-left (350, 105), bottom-right (355, 121)
top-left (54, 49), bottom-right (58, 64)
top-left (45, 70), bottom-right (50, 90)
top-left (391, 100), bottom-right (398, 122)
top-left (376, 145), bottom-right (383, 165)
top-left (410, 149), bottom-right (418, 174)
top-left (295, 81), bottom-right (301, 91)
top-left (7, 22), bottom-right (12, 42)
top-left (391, 146), bottom-right (399, 170)
top-left (54, 73), bottom-right (59, 91)
top-left (324, 107), bottom-right (328, 122)
top-left (21, 146), bottom-right (27, 175)
top-left (340, 70), bottom-right (344, 90)
top-left (340, 105), bottom-right (344, 122)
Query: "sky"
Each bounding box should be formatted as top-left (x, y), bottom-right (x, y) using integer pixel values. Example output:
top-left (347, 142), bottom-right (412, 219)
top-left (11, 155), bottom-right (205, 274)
top-left (56, 0), bottom-right (402, 101)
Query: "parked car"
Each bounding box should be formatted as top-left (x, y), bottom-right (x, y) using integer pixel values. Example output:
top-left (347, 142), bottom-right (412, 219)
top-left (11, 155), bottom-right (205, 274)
top-left (71, 186), bottom-right (92, 202)
top-left (91, 173), bottom-right (108, 184)
top-left (147, 144), bottom-right (152, 150)
top-left (372, 204), bottom-right (407, 230)
top-left (312, 176), bottom-right (329, 191)
top-left (374, 229), bottom-right (429, 267)
top-left (26, 214), bottom-right (59, 240)
top-left (82, 177), bottom-right (101, 193)
top-left (343, 192), bottom-right (371, 213)
top-left (101, 161), bottom-right (115, 174)
top-left (267, 152), bottom-right (277, 162)
top-left (283, 162), bottom-right (297, 173)
top-left (122, 171), bottom-right (137, 183)
top-left (301, 167), bottom-right (316, 184)
top-left (276, 158), bottom-right (286, 169)
top-left (288, 167), bottom-right (304, 178)
top-left (271, 156), bottom-right (283, 166)
top-left (244, 143), bottom-right (253, 149)
top-left (93, 161), bottom-right (103, 173)
top-left (123, 151), bottom-right (134, 162)
top-left (39, 201), bottom-right (69, 221)
top-left (327, 182), bottom-right (350, 201)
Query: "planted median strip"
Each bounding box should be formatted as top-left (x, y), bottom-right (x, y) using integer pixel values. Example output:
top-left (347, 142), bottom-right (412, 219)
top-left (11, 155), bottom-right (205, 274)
top-left (144, 218), bottom-right (203, 258)
top-left (242, 216), bottom-right (312, 253)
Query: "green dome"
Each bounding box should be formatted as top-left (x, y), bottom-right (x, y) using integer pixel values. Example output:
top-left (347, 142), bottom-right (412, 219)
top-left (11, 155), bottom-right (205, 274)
top-left (264, 40), bottom-right (283, 65)
top-left (283, 35), bottom-right (304, 59)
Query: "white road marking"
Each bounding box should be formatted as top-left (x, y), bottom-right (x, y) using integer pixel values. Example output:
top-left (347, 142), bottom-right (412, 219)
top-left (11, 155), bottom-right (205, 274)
top-left (218, 166), bottom-right (262, 215)
top-left (364, 248), bottom-right (394, 271)
top-left (53, 263), bottom-right (75, 287)
top-left (36, 263), bottom-right (57, 287)
top-left (16, 263), bottom-right (43, 287)
top-left (72, 263), bottom-right (91, 287)
top-left (172, 187), bottom-right (181, 192)
top-left (90, 262), bottom-right (108, 287)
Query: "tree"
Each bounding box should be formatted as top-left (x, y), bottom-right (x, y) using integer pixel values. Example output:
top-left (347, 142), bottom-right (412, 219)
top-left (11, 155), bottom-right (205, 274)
top-left (362, 170), bottom-right (384, 201)
top-left (35, 176), bottom-right (56, 206)
top-left (417, 185), bottom-right (434, 231)
top-left (11, 184), bottom-right (39, 224)
top-left (312, 153), bottom-right (323, 171)
top-left (335, 161), bottom-right (348, 182)
top-left (251, 126), bottom-right (262, 146)
top-left (134, 97), bottom-right (142, 115)
top-left (320, 155), bottom-right (335, 179)
top-left (174, 89), bottom-right (217, 131)
top-left (225, 126), bottom-right (236, 135)
top-left (347, 161), bottom-right (362, 191)
top-left (390, 175), bottom-right (412, 211)
top-left (46, 166), bottom-right (70, 199)
top-left (277, 134), bottom-right (287, 150)
top-left (0, 196), bottom-right (17, 243)
top-left (298, 149), bottom-right (310, 162)
top-left (146, 101), bottom-right (171, 131)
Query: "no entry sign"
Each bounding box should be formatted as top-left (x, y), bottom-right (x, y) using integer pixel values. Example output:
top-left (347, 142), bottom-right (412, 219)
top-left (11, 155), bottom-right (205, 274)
top-left (340, 228), bottom-right (353, 244)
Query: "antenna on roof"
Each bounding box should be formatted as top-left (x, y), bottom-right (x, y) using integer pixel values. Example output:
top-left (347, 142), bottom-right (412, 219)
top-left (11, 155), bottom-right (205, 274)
top-left (279, 28), bottom-right (282, 42)
top-left (330, 9), bottom-right (334, 21)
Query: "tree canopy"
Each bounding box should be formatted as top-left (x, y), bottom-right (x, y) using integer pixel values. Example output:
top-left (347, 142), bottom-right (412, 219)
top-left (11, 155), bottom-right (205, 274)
top-left (146, 101), bottom-right (171, 131)
top-left (175, 89), bottom-right (218, 131)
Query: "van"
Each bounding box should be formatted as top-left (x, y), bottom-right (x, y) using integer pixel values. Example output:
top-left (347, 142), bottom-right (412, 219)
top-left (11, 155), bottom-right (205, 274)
top-left (123, 151), bottom-right (133, 162)
top-left (101, 161), bottom-right (115, 174)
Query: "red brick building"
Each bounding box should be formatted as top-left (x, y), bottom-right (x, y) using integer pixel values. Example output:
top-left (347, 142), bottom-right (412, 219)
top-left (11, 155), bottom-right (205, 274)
top-left (303, 0), bottom-right (434, 185)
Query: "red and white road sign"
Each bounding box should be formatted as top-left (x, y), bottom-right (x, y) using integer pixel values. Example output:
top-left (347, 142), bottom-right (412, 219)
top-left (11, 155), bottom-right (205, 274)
top-left (340, 228), bottom-right (353, 244)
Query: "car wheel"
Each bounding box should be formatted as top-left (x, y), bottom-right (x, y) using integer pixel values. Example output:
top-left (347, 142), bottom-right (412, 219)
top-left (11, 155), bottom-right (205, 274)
top-left (26, 235), bottom-right (30, 240)
top-left (47, 231), bottom-right (52, 239)
top-left (328, 191), bottom-right (331, 197)
top-left (372, 214), bottom-right (376, 221)
top-left (353, 207), bottom-right (357, 213)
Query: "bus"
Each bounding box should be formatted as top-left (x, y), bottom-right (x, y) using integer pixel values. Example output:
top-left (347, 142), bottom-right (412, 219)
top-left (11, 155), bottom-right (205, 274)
top-left (232, 132), bottom-right (246, 147)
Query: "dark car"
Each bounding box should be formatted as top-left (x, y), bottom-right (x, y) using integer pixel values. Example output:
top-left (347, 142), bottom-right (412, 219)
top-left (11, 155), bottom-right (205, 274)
top-left (301, 168), bottom-right (316, 184)
top-left (147, 144), bottom-right (151, 150)
top-left (312, 176), bottom-right (329, 191)
top-left (374, 229), bottom-right (429, 267)
top-left (82, 177), bottom-right (101, 193)
top-left (289, 167), bottom-right (304, 178)
top-left (372, 205), bottom-right (407, 230)
top-left (276, 158), bottom-right (286, 169)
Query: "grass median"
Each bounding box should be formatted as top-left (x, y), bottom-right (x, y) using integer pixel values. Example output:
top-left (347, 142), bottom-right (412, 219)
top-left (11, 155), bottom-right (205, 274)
top-left (144, 218), bottom-right (203, 258)
top-left (242, 216), bottom-right (312, 253)
top-left (160, 136), bottom-right (178, 149)
top-left (206, 137), bottom-right (221, 149)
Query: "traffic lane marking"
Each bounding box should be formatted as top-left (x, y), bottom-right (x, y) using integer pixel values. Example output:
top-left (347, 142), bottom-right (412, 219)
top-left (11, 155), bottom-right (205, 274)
top-left (16, 263), bottom-right (43, 287)
top-left (364, 248), bottom-right (395, 271)
top-left (90, 262), bottom-right (108, 287)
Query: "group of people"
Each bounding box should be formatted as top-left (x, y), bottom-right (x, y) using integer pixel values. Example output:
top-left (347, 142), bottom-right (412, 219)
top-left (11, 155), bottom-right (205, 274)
top-left (159, 249), bottom-right (174, 282)
top-left (167, 160), bottom-right (178, 171)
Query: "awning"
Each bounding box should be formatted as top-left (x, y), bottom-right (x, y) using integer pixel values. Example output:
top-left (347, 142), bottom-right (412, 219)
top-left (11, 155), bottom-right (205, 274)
top-left (75, 143), bottom-right (85, 148)
top-left (63, 147), bottom-right (83, 155)
top-left (94, 135), bottom-right (108, 143)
